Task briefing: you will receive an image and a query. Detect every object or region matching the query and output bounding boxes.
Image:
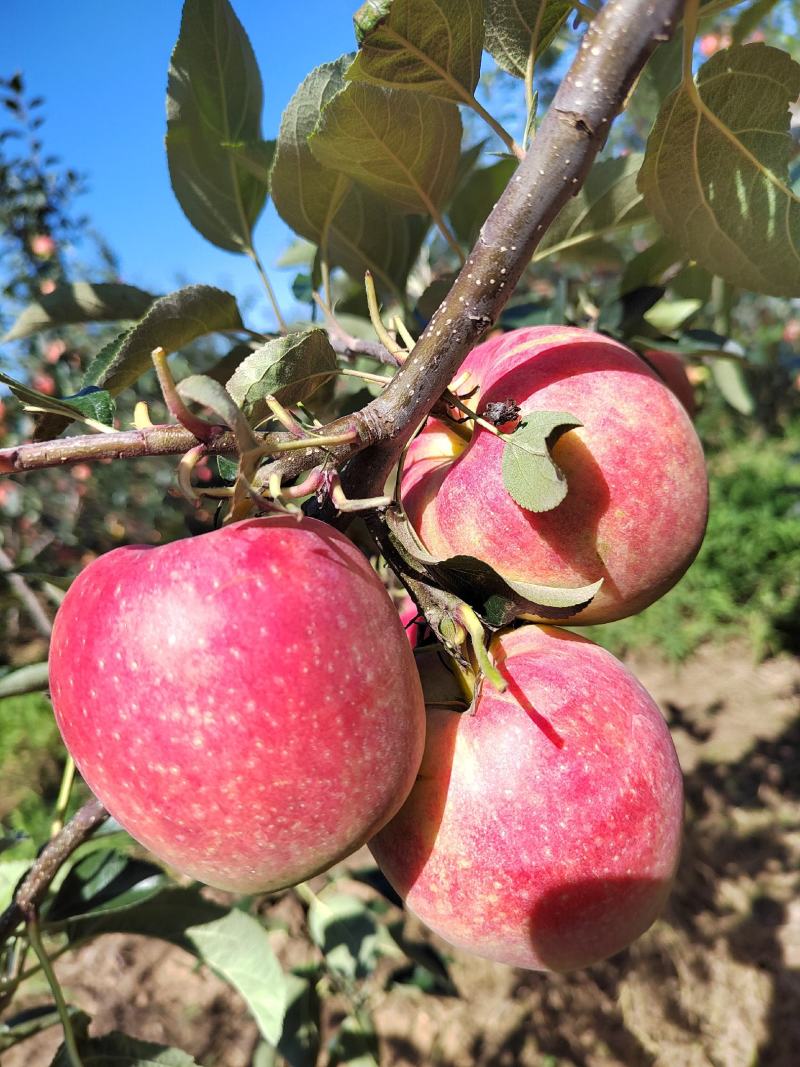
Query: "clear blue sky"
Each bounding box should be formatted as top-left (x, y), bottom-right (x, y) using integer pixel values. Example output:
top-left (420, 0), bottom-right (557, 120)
top-left (2, 1), bottom-right (362, 332)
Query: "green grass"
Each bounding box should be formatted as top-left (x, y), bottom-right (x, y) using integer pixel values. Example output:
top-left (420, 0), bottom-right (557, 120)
top-left (583, 429), bottom-right (800, 660)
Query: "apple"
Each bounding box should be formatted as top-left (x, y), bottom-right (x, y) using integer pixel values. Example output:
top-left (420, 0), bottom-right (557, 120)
top-left (49, 515), bottom-right (426, 893)
top-left (642, 348), bottom-right (696, 416)
top-left (369, 624), bottom-right (683, 972)
top-left (402, 326), bottom-right (708, 624)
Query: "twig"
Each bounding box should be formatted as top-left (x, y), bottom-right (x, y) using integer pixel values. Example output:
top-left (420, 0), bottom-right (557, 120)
top-left (0, 798), bottom-right (109, 945)
top-left (0, 545), bottom-right (53, 638)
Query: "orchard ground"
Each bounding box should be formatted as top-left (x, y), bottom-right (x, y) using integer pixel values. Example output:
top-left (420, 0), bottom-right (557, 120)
top-left (4, 638), bottom-right (799, 1067)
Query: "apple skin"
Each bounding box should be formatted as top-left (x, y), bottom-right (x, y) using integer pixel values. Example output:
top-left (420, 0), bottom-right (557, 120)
top-left (402, 326), bottom-right (708, 624)
top-left (49, 516), bottom-right (426, 893)
top-left (643, 348), bottom-right (696, 416)
top-left (369, 624), bottom-right (683, 972)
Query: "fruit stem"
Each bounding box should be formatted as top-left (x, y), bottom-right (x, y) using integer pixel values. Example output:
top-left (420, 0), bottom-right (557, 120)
top-left (27, 917), bottom-right (84, 1067)
top-left (50, 755), bottom-right (76, 839)
top-left (456, 605), bottom-right (507, 693)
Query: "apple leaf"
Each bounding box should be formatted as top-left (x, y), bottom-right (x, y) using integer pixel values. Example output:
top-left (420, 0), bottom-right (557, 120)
top-left (0, 371), bottom-right (115, 428)
top-left (166, 0), bottom-right (267, 252)
top-left (49, 1032), bottom-right (204, 1067)
top-left (710, 358), bottom-right (754, 415)
top-left (327, 1013), bottom-right (380, 1067)
top-left (1, 1006), bottom-right (91, 1054)
top-left (449, 158), bottom-right (518, 247)
top-left (619, 236), bottom-right (683, 294)
top-left (309, 83), bottom-right (462, 215)
top-left (61, 887), bottom-right (227, 950)
top-left (225, 138), bottom-right (276, 184)
top-left (643, 298), bottom-right (703, 334)
top-left (271, 57), bottom-right (427, 297)
top-left (187, 910), bottom-right (287, 1045)
top-left (639, 44), bottom-right (800, 297)
top-left (307, 889), bottom-right (382, 981)
top-left (500, 410), bottom-right (583, 513)
top-left (2, 282), bottom-right (156, 342)
top-left (225, 329), bottom-right (338, 415)
top-left (484, 0), bottom-right (573, 80)
top-left (82, 285), bottom-right (244, 396)
top-left (266, 974), bottom-right (321, 1067)
top-left (0, 859), bottom-right (28, 912)
top-left (349, 0), bottom-right (484, 101)
top-left (534, 155), bottom-right (649, 262)
top-left (385, 507), bottom-right (602, 625)
top-left (44, 850), bottom-right (167, 923)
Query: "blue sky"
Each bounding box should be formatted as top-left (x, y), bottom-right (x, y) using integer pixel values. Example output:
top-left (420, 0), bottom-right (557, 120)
top-left (2, 1), bottom-right (362, 331)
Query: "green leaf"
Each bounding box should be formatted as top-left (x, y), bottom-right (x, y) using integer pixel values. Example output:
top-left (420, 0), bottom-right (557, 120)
top-left (309, 83), bottom-right (462, 215)
top-left (225, 138), bottom-right (276, 184)
top-left (226, 329), bottom-right (337, 416)
top-left (643, 297), bottom-right (703, 334)
top-left (307, 890), bottom-right (381, 981)
top-left (711, 358), bottom-right (755, 414)
top-left (166, 0), bottom-right (267, 252)
top-left (0, 372), bottom-right (115, 429)
top-left (82, 285), bottom-right (244, 395)
top-left (327, 1014), bottom-right (379, 1067)
top-left (732, 0), bottom-right (780, 45)
top-left (349, 0), bottom-right (484, 100)
top-left (619, 236), bottom-right (683, 294)
top-left (271, 57), bottom-right (427, 296)
top-left (50, 1032), bottom-right (204, 1067)
top-left (62, 887), bottom-right (227, 949)
top-left (385, 507), bottom-right (603, 625)
top-left (44, 850), bottom-right (166, 924)
top-left (1, 1006), bottom-right (90, 1053)
top-left (187, 910), bottom-right (287, 1045)
top-left (273, 974), bottom-right (321, 1067)
top-left (449, 158), bottom-right (517, 247)
top-left (639, 44), bottom-right (800, 297)
top-left (534, 154), bottom-right (649, 261)
top-left (216, 455), bottom-right (239, 482)
top-left (501, 411), bottom-right (583, 512)
top-left (0, 859), bottom-right (28, 911)
top-left (484, 0), bottom-right (572, 79)
top-left (387, 919), bottom-right (457, 995)
top-left (2, 283), bottom-right (156, 341)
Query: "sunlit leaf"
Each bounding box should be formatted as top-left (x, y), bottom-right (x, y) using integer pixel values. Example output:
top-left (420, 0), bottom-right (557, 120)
top-left (187, 910), bottom-right (287, 1044)
top-left (534, 155), bottom-right (649, 261)
top-left (3, 283), bottom-right (155, 341)
top-left (167, 0), bottom-right (267, 251)
top-left (309, 83), bottom-right (461, 215)
top-left (639, 44), bottom-right (800, 297)
top-left (484, 0), bottom-right (572, 79)
top-left (349, 0), bottom-right (484, 100)
top-left (0, 372), bottom-right (115, 428)
top-left (226, 329), bottom-right (337, 415)
top-left (501, 411), bottom-right (583, 512)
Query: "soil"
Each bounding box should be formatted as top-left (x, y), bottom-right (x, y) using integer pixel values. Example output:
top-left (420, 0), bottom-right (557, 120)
top-left (5, 640), bottom-right (800, 1067)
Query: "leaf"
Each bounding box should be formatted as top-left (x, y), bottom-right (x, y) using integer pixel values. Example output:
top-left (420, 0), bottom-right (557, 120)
top-left (309, 83), bottom-right (462, 215)
top-left (50, 1032), bottom-right (204, 1067)
top-left (711, 358), bottom-right (755, 414)
top-left (2, 283), bottom-right (156, 341)
top-left (271, 57), bottom-right (427, 296)
top-left (732, 0), bottom-right (780, 45)
top-left (619, 236), bottom-right (683, 293)
top-left (82, 285), bottom-right (244, 395)
top-left (1, 1006), bottom-right (90, 1053)
top-left (534, 154), bottom-right (649, 261)
top-left (327, 1014), bottom-right (379, 1067)
top-left (639, 44), bottom-right (800, 297)
top-left (44, 850), bottom-right (167, 923)
top-left (273, 974), bottom-right (321, 1067)
top-left (166, 0), bottom-right (267, 252)
top-left (501, 411), bottom-right (583, 512)
top-left (62, 887), bottom-right (228, 949)
top-left (484, 0), bottom-right (573, 79)
top-left (386, 507), bottom-right (603, 625)
top-left (307, 890), bottom-right (381, 981)
top-left (225, 329), bottom-right (337, 416)
top-left (349, 0), bottom-right (484, 101)
top-left (0, 859), bottom-right (28, 911)
top-left (0, 372), bottom-right (115, 429)
top-left (643, 297), bottom-right (703, 334)
top-left (449, 158), bottom-right (517, 247)
top-left (387, 919), bottom-right (457, 995)
top-left (187, 910), bottom-right (287, 1044)
top-left (226, 138), bottom-right (276, 184)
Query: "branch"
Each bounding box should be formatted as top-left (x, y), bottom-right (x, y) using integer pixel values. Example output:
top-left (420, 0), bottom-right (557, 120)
top-left (0, 798), bottom-right (109, 945)
top-left (0, 545), bottom-right (53, 638)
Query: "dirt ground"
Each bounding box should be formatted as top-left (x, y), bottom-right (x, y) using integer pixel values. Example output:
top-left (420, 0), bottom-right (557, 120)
top-left (7, 640), bottom-right (800, 1067)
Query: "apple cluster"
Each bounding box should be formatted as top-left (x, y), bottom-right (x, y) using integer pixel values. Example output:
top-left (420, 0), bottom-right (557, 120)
top-left (48, 327), bottom-right (706, 974)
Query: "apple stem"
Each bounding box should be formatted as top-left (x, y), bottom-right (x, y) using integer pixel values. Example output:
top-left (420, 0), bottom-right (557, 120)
top-left (456, 605), bottom-right (507, 693)
top-left (151, 347), bottom-right (220, 444)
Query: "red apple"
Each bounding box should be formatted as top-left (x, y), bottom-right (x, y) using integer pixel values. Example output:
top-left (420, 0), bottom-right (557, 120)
top-left (49, 516), bottom-right (426, 892)
top-left (402, 326), bottom-right (708, 624)
top-left (642, 349), bottom-right (696, 416)
top-left (370, 624), bottom-right (683, 971)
